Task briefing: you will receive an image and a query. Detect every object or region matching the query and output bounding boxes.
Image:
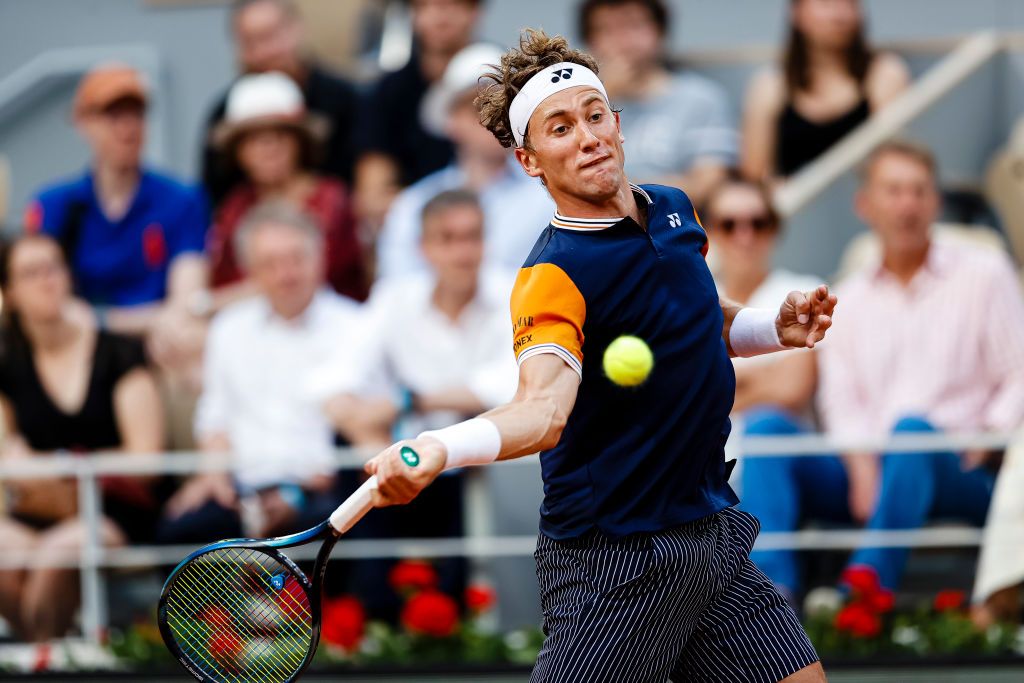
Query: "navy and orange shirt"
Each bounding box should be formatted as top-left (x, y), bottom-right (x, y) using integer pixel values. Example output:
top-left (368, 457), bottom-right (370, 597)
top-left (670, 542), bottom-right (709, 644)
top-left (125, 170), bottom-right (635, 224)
top-left (511, 183), bottom-right (739, 539)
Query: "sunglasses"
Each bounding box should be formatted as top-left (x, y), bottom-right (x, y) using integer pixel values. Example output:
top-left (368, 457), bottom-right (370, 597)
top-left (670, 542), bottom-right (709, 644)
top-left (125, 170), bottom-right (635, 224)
top-left (716, 215), bottom-right (777, 234)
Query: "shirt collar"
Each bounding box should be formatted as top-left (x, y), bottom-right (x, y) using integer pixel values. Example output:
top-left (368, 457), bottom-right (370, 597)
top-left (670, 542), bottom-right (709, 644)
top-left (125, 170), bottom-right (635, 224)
top-left (551, 183), bottom-right (652, 231)
top-left (870, 238), bottom-right (951, 284)
top-left (263, 289), bottom-right (328, 328)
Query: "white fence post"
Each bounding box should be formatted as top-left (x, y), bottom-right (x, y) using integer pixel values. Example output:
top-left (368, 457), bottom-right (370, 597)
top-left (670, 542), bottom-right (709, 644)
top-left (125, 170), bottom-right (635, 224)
top-left (76, 459), bottom-right (106, 646)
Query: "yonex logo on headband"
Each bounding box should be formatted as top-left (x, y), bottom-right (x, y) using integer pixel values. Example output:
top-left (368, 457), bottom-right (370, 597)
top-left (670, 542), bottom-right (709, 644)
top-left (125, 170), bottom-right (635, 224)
top-left (551, 68), bottom-right (573, 83)
top-left (508, 61), bottom-right (608, 147)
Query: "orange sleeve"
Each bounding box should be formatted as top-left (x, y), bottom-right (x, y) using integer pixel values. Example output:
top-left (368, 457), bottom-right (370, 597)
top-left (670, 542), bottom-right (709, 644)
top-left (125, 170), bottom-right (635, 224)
top-left (510, 263), bottom-right (586, 377)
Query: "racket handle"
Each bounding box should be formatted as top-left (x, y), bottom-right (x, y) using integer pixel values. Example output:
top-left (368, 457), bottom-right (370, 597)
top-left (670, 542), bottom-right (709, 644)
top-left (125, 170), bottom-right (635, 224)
top-left (328, 475), bottom-right (378, 534)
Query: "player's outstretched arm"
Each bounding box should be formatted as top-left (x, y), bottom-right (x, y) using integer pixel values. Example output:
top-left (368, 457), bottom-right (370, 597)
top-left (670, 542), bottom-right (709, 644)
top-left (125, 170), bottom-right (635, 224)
top-left (365, 354), bottom-right (580, 507)
top-left (720, 285), bottom-right (837, 357)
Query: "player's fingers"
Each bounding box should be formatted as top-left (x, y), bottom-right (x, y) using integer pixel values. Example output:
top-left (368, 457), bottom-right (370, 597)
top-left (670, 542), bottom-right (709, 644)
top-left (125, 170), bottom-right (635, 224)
top-left (793, 291), bottom-right (810, 325)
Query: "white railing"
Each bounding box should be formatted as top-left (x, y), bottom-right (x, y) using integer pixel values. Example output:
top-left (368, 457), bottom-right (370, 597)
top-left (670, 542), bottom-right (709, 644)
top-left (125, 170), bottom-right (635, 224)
top-left (0, 431), bottom-right (1016, 646)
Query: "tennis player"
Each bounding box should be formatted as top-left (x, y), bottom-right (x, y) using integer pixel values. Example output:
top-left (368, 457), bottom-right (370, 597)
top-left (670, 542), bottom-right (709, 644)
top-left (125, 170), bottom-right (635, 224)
top-left (365, 30), bottom-right (835, 683)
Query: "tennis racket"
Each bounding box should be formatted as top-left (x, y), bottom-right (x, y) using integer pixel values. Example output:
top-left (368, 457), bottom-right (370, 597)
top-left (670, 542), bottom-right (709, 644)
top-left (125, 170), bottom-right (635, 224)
top-left (157, 446), bottom-right (420, 683)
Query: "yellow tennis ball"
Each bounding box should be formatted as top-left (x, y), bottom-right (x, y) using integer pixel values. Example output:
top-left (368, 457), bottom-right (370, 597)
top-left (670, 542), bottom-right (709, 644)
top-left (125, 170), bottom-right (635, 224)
top-left (603, 335), bottom-right (653, 387)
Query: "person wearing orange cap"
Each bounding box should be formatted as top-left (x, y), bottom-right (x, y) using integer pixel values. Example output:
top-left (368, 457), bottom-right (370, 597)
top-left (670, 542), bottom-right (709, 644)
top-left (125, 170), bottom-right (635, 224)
top-left (24, 64), bottom-right (210, 393)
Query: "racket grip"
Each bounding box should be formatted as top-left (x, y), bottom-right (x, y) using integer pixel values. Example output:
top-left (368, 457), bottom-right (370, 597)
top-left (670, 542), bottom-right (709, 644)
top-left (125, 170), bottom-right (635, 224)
top-left (328, 475), bottom-right (378, 534)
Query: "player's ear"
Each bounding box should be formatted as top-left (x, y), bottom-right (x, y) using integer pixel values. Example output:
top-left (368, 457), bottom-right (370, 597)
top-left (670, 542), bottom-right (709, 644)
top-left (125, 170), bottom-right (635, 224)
top-left (613, 110), bottom-right (624, 144)
top-left (515, 145), bottom-right (544, 181)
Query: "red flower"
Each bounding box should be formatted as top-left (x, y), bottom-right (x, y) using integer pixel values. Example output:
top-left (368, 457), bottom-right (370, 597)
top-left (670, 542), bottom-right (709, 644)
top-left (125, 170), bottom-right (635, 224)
top-left (208, 630), bottom-right (243, 665)
top-left (840, 565), bottom-right (881, 597)
top-left (401, 590), bottom-right (459, 638)
top-left (389, 560), bottom-right (439, 594)
top-left (321, 595), bottom-right (365, 651)
top-left (934, 589), bottom-right (966, 612)
top-left (465, 584), bottom-right (496, 613)
top-left (867, 588), bottom-right (895, 614)
top-left (834, 603), bottom-right (882, 639)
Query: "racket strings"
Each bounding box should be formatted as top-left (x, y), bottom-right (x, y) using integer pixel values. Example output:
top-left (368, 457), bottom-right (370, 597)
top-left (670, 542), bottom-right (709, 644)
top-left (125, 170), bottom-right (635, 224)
top-left (164, 547), bottom-right (314, 682)
top-left (168, 550), bottom-right (308, 682)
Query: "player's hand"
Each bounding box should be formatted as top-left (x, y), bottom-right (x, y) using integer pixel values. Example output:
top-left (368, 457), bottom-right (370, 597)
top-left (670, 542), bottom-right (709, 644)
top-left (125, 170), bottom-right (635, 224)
top-left (364, 436), bottom-right (447, 507)
top-left (777, 285), bottom-right (837, 349)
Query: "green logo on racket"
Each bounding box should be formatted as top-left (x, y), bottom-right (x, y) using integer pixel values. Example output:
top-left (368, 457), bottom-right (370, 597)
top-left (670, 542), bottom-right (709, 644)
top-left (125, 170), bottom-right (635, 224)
top-left (400, 446), bottom-right (420, 467)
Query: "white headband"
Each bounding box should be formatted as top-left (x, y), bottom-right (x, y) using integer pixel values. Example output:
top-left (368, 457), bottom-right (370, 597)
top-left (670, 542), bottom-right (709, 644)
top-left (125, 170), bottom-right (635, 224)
top-left (508, 62), bottom-right (608, 148)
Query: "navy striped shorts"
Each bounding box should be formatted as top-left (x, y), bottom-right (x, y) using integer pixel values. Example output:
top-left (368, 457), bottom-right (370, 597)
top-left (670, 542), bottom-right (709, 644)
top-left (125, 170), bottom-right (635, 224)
top-left (531, 507), bottom-right (819, 682)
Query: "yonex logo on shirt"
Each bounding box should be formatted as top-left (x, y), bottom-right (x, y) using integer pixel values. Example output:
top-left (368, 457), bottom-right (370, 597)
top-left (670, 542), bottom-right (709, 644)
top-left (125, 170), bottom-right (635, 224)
top-left (550, 68), bottom-right (574, 83)
top-left (667, 213), bottom-right (681, 227)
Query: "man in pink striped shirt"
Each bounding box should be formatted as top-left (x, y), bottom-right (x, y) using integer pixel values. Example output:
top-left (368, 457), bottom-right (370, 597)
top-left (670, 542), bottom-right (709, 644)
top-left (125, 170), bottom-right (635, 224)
top-left (748, 140), bottom-right (1024, 597)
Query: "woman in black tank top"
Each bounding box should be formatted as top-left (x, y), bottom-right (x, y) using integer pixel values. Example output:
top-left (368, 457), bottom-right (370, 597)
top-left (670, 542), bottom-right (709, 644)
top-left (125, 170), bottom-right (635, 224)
top-left (741, 0), bottom-right (909, 180)
top-left (0, 234), bottom-right (165, 642)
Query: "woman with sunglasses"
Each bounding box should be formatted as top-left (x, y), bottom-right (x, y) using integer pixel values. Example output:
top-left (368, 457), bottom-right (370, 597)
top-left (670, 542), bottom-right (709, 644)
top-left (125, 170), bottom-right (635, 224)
top-left (705, 174), bottom-right (824, 605)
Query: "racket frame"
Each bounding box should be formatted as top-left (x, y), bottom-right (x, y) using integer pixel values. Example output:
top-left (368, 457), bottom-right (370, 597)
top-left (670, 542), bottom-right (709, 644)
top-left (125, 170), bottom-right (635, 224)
top-left (158, 521), bottom-right (339, 683)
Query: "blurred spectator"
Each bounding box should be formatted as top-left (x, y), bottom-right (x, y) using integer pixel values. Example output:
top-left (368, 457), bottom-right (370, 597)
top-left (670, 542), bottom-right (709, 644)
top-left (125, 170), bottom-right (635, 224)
top-left (323, 189), bottom-right (517, 439)
top-left (702, 174), bottom-right (820, 600)
top-left (0, 234), bottom-right (164, 642)
top-left (318, 189), bottom-right (516, 620)
top-left (741, 0), bottom-right (909, 180)
top-left (207, 72), bottom-right (369, 302)
top-left (580, 0), bottom-right (736, 204)
top-left (376, 43), bottom-right (554, 280)
top-left (23, 65), bottom-right (209, 364)
top-left (354, 0), bottom-right (480, 231)
top-left (201, 0), bottom-right (360, 206)
top-left (817, 141), bottom-right (1024, 591)
top-left (158, 202), bottom-right (368, 543)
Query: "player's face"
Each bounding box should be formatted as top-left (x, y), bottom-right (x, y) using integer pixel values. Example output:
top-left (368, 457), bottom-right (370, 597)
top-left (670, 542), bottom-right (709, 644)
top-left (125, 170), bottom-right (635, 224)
top-left (234, 0), bottom-right (302, 74)
top-left (586, 2), bottom-right (663, 69)
top-left (792, 0), bottom-right (862, 51)
top-left (856, 152), bottom-right (939, 258)
top-left (411, 0), bottom-right (478, 55)
top-left (244, 224), bottom-right (323, 318)
top-left (79, 99), bottom-right (146, 170)
top-left (515, 87), bottom-right (626, 205)
top-left (235, 126), bottom-right (302, 187)
top-left (5, 238), bottom-right (72, 324)
top-left (707, 184), bottom-right (779, 277)
top-left (421, 204), bottom-right (484, 291)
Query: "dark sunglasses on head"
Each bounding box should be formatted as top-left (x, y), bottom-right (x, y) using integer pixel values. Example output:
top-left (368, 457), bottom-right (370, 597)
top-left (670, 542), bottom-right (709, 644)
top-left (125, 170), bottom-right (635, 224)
top-left (716, 215), bottom-right (777, 234)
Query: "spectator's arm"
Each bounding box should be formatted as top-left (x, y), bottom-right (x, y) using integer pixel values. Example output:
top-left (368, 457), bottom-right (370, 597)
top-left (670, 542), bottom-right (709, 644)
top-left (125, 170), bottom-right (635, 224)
top-left (740, 68), bottom-right (785, 181)
top-left (815, 311), bottom-right (880, 522)
top-left (980, 256), bottom-right (1024, 433)
top-left (866, 52), bottom-right (911, 111)
top-left (165, 321), bottom-right (236, 518)
top-left (354, 152), bottom-right (402, 231)
top-left (733, 351), bottom-right (817, 414)
top-left (113, 367), bottom-right (165, 454)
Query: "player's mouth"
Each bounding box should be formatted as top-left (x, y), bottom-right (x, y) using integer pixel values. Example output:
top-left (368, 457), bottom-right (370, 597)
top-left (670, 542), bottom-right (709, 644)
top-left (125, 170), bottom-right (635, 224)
top-left (578, 154), bottom-right (611, 170)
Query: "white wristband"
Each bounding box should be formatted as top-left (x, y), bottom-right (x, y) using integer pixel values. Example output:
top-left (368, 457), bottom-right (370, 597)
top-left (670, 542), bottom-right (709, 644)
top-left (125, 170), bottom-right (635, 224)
top-left (729, 307), bottom-right (786, 357)
top-left (420, 418), bottom-right (502, 471)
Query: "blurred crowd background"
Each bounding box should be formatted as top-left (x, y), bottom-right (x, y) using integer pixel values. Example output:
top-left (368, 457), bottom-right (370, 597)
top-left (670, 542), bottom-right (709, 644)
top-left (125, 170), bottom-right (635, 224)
top-left (1, 0), bottom-right (1024, 655)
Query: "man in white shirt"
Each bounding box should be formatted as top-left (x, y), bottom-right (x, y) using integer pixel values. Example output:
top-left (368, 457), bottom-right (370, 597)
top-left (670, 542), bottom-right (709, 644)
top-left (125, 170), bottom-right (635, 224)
top-left (705, 175), bottom-right (822, 602)
top-left (159, 201), bottom-right (365, 543)
top-left (319, 189), bottom-right (518, 618)
top-left (375, 43), bottom-right (555, 279)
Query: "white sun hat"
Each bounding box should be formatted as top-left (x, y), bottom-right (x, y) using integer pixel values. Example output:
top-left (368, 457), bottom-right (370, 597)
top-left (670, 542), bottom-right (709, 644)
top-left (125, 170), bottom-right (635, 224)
top-left (420, 43), bottom-right (505, 138)
top-left (211, 71), bottom-right (328, 149)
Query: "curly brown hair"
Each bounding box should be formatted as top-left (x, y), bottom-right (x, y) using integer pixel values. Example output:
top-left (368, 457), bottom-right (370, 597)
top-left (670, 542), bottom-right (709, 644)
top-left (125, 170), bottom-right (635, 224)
top-left (475, 29), bottom-right (600, 149)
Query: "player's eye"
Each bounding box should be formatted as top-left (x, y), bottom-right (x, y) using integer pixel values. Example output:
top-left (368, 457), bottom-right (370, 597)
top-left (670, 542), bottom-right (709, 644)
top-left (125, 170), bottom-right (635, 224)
top-left (553, 124), bottom-right (569, 135)
top-left (590, 112), bottom-right (603, 122)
